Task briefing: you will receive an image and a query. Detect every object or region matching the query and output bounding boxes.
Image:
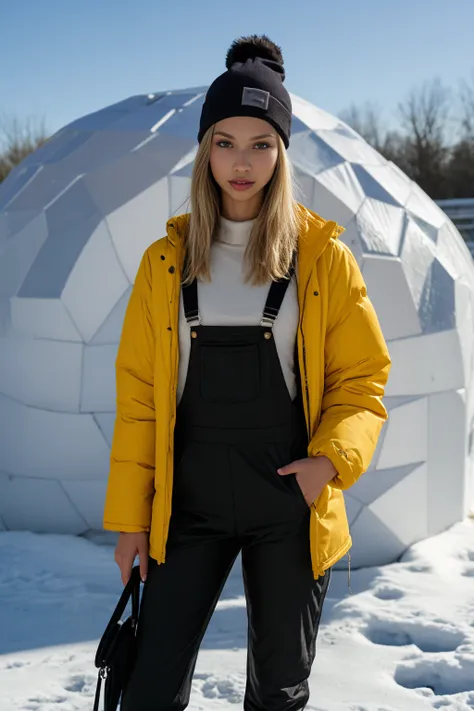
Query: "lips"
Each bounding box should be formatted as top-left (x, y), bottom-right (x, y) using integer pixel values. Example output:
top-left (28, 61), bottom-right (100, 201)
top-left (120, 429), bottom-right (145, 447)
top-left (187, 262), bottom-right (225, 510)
top-left (229, 179), bottom-right (255, 191)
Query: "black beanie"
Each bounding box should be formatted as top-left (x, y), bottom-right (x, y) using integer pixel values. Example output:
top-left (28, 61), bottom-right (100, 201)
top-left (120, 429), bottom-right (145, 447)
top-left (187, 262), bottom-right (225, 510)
top-left (198, 35), bottom-right (292, 149)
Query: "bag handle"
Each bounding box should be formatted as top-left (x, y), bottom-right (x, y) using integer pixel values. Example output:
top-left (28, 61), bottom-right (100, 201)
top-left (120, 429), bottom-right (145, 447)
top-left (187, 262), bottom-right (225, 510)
top-left (92, 670), bottom-right (104, 711)
top-left (107, 565), bottom-right (140, 628)
top-left (94, 565), bottom-right (141, 669)
top-left (92, 566), bottom-right (142, 709)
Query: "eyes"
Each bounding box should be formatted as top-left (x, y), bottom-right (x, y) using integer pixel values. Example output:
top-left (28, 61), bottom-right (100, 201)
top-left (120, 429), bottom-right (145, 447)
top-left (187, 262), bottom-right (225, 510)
top-left (215, 140), bottom-right (271, 150)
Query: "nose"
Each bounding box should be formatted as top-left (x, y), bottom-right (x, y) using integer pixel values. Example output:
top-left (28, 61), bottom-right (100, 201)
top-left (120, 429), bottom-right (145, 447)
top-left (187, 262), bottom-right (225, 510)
top-left (233, 149), bottom-right (251, 173)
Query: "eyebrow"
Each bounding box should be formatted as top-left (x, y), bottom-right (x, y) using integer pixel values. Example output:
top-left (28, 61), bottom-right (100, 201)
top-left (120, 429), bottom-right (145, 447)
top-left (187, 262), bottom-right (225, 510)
top-left (214, 131), bottom-right (275, 140)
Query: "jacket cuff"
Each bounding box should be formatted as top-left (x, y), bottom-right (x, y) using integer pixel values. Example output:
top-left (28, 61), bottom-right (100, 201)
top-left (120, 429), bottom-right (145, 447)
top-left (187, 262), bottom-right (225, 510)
top-left (103, 521), bottom-right (150, 533)
top-left (309, 440), bottom-right (358, 490)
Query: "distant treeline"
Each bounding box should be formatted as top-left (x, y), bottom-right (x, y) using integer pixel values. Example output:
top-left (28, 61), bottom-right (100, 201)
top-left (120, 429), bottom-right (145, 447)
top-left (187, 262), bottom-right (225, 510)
top-left (2, 74), bottom-right (474, 202)
top-left (339, 75), bottom-right (474, 201)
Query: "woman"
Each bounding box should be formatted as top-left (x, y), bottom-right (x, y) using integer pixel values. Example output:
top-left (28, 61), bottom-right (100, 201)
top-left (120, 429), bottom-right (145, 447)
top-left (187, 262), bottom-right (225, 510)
top-left (103, 34), bottom-right (391, 711)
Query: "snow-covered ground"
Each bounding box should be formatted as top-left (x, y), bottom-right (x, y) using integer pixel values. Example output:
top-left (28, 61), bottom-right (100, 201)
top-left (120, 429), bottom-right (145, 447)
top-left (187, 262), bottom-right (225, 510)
top-left (1, 519), bottom-right (473, 711)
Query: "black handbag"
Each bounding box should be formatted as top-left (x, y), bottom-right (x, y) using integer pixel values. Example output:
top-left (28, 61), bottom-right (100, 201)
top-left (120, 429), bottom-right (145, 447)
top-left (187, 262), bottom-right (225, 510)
top-left (92, 565), bottom-right (142, 711)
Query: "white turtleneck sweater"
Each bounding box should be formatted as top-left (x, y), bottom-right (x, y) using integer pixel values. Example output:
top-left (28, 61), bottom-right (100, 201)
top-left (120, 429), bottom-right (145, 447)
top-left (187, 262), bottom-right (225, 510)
top-left (177, 216), bottom-right (299, 403)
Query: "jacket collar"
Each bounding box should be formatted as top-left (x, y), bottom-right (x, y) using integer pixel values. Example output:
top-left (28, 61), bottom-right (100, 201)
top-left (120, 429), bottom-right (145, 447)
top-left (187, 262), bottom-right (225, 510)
top-left (165, 203), bottom-right (344, 290)
top-left (293, 203), bottom-right (344, 292)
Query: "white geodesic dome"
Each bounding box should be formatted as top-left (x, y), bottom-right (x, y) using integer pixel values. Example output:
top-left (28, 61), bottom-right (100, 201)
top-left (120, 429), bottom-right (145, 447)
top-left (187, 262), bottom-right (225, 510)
top-left (0, 88), bottom-right (473, 567)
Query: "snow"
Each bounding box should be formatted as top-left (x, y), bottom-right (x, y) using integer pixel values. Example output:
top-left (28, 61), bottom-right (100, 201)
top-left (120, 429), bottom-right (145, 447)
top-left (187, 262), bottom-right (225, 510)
top-left (1, 520), bottom-right (474, 710)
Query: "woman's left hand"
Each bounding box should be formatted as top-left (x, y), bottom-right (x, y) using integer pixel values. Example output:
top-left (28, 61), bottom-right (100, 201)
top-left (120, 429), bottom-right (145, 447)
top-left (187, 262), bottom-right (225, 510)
top-left (277, 456), bottom-right (338, 507)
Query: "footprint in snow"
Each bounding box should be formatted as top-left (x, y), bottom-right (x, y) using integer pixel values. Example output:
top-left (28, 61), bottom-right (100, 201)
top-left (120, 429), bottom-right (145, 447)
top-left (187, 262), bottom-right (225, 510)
top-left (21, 674), bottom-right (96, 709)
top-left (194, 672), bottom-right (244, 704)
top-left (462, 565), bottom-right (474, 578)
top-left (372, 584), bottom-right (405, 600)
top-left (1, 659), bottom-right (31, 670)
top-left (394, 648), bottom-right (474, 696)
top-left (362, 617), bottom-right (464, 653)
top-left (406, 562), bottom-right (433, 573)
top-left (63, 674), bottom-right (91, 693)
top-left (431, 698), bottom-right (474, 709)
top-left (24, 695), bottom-right (69, 708)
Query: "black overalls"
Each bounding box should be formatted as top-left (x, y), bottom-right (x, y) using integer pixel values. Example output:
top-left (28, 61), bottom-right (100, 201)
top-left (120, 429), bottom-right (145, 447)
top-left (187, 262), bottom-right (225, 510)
top-left (121, 263), bottom-right (331, 711)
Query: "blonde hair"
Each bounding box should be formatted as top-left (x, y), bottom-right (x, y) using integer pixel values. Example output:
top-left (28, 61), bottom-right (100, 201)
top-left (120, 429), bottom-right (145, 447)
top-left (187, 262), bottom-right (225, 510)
top-left (183, 125), bottom-right (304, 286)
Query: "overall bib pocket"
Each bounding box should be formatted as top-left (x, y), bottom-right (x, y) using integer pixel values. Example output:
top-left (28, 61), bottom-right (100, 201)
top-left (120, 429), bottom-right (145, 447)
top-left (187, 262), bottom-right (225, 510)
top-left (200, 343), bottom-right (260, 403)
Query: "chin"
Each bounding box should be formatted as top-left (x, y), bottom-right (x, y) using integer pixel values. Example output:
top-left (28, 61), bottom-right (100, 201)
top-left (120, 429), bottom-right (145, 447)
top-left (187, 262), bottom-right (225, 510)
top-left (222, 186), bottom-right (260, 202)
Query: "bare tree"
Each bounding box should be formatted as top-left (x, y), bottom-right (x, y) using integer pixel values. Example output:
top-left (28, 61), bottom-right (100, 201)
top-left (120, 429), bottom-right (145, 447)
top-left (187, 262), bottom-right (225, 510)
top-left (443, 73), bottom-right (474, 198)
top-left (0, 114), bottom-right (49, 183)
top-left (339, 101), bottom-right (385, 150)
top-left (397, 78), bottom-right (451, 198)
top-left (339, 75), bottom-right (474, 199)
top-left (445, 139), bottom-right (474, 198)
top-left (459, 71), bottom-right (474, 140)
top-left (340, 102), bottom-right (412, 167)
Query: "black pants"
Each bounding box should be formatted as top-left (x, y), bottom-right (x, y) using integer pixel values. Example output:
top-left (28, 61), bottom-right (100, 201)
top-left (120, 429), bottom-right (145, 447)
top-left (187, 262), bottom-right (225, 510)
top-left (121, 437), bottom-right (331, 711)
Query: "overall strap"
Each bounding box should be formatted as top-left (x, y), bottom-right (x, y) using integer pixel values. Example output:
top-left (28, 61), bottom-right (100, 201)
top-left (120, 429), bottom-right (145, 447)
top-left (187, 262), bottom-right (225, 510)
top-left (181, 252), bottom-right (200, 325)
top-left (181, 251), bottom-right (296, 328)
top-left (182, 277), bottom-right (199, 326)
top-left (261, 252), bottom-right (296, 328)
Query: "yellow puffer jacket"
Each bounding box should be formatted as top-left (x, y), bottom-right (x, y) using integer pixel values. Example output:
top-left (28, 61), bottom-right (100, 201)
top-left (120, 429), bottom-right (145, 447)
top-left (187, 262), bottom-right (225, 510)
top-left (103, 204), bottom-right (391, 578)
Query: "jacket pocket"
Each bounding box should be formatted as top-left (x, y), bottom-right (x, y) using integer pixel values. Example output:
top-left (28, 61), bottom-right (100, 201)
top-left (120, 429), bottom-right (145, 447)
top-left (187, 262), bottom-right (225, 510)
top-left (313, 484), bottom-right (330, 519)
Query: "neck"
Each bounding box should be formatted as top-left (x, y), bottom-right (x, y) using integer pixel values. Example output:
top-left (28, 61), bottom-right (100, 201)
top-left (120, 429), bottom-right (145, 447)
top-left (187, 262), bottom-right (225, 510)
top-left (218, 214), bottom-right (255, 246)
top-left (220, 191), bottom-right (264, 221)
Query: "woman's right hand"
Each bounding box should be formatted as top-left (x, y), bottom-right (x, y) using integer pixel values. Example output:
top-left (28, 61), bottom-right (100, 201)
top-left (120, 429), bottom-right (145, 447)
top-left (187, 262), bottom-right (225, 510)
top-left (114, 531), bottom-right (149, 586)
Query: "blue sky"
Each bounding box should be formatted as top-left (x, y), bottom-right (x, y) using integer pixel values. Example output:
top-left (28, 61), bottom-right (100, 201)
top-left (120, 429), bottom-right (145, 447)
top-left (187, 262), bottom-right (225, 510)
top-left (2, 0), bottom-right (473, 138)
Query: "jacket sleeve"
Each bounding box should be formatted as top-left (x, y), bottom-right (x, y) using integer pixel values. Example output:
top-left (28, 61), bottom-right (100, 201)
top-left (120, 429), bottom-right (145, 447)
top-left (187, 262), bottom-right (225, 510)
top-left (308, 242), bottom-right (391, 490)
top-left (103, 248), bottom-right (156, 532)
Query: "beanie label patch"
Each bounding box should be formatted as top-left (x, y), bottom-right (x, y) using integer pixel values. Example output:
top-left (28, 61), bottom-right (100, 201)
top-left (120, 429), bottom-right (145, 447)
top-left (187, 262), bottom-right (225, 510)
top-left (242, 87), bottom-right (270, 110)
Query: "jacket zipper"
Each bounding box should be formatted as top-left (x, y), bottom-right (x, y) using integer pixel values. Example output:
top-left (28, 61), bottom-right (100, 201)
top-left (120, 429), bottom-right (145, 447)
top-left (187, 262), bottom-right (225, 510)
top-left (299, 264), bottom-right (313, 440)
top-left (304, 316), bottom-right (353, 591)
top-left (161, 236), bottom-right (178, 563)
top-left (301, 333), bottom-right (311, 440)
top-left (300, 258), bottom-right (351, 588)
top-left (299, 265), bottom-right (323, 579)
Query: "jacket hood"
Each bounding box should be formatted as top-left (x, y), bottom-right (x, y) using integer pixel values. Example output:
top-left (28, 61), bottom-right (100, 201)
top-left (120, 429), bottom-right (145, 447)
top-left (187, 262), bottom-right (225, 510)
top-left (295, 204), bottom-right (345, 292)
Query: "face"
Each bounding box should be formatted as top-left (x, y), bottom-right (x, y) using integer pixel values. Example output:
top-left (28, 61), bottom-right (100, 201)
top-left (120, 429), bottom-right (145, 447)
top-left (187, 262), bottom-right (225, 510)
top-left (209, 115), bottom-right (279, 220)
